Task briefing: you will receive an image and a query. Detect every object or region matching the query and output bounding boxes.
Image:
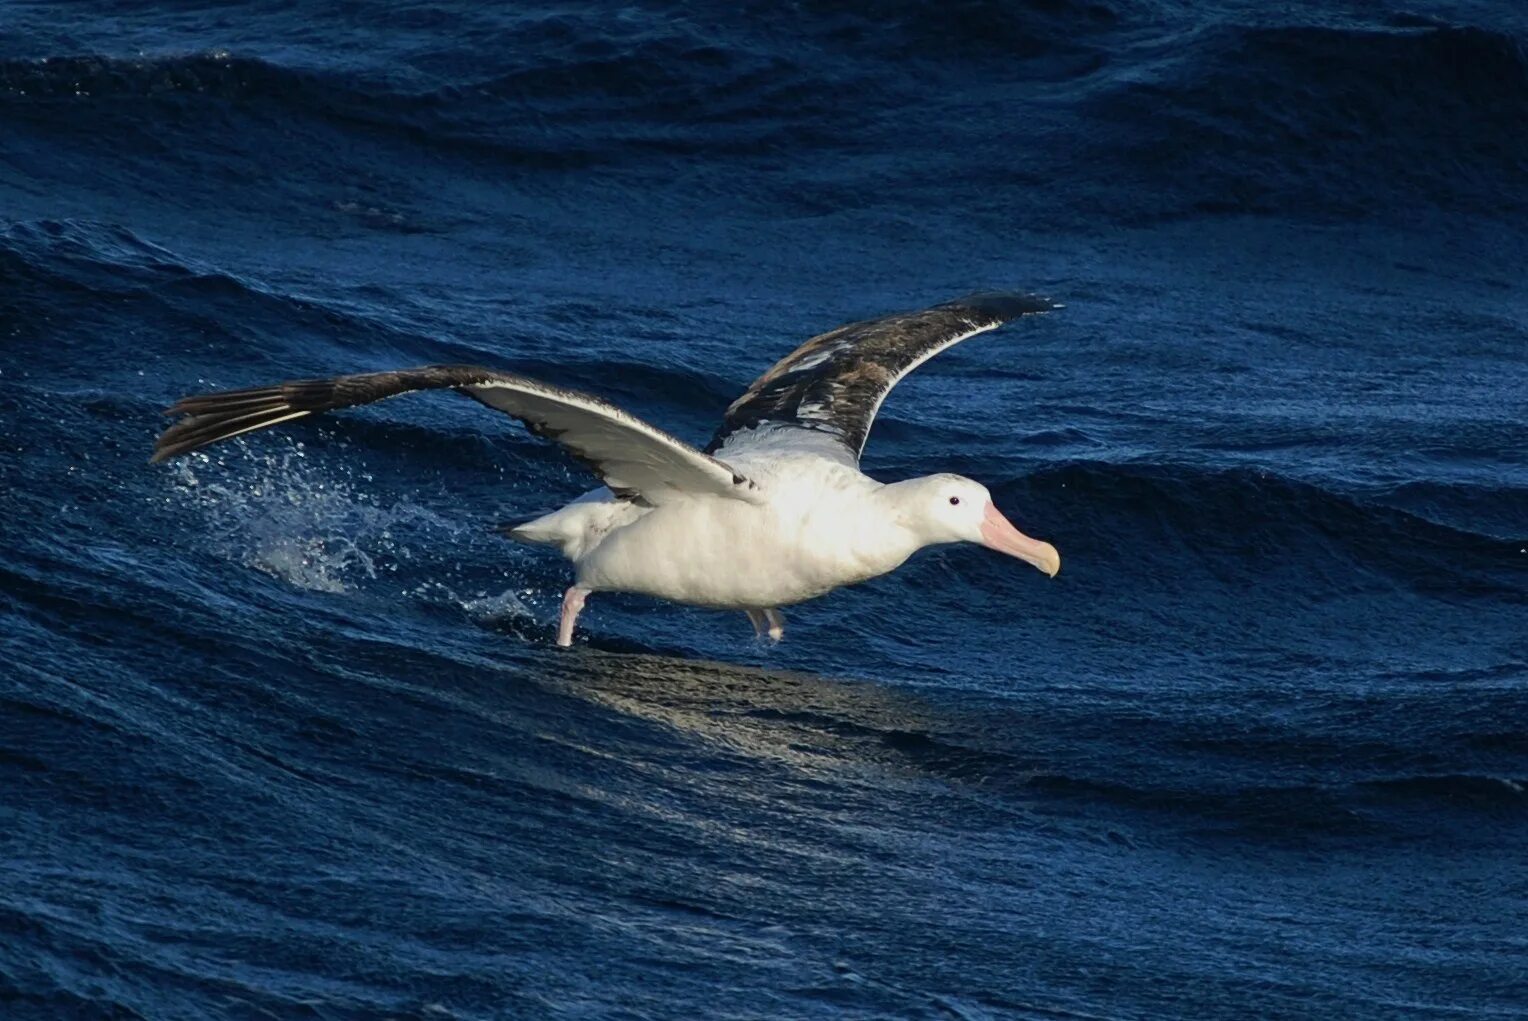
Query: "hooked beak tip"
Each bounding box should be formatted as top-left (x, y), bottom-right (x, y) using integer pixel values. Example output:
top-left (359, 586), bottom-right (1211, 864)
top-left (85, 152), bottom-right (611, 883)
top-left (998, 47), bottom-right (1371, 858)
top-left (980, 501), bottom-right (1060, 578)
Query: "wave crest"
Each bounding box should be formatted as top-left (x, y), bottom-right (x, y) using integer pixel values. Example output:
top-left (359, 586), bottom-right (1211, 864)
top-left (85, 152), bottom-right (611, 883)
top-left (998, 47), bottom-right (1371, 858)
top-left (1003, 462), bottom-right (1525, 595)
top-left (1085, 22), bottom-right (1528, 218)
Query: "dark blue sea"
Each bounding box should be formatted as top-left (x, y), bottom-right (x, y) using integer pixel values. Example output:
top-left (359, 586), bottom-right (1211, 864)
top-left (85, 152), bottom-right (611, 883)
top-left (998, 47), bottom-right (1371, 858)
top-left (3, 2), bottom-right (1527, 1018)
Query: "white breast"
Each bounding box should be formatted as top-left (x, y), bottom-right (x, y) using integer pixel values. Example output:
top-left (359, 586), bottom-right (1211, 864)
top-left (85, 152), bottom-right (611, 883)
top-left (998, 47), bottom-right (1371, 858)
top-left (572, 454), bottom-right (917, 608)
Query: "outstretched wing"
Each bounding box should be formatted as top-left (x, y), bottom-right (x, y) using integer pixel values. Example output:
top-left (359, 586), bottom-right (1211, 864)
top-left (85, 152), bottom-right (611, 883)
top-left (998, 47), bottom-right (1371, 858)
top-left (707, 293), bottom-right (1058, 463)
top-left (152, 364), bottom-right (758, 505)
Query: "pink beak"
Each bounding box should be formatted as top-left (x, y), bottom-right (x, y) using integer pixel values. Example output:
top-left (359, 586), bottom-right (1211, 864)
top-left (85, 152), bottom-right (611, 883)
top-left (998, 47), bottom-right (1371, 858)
top-left (980, 501), bottom-right (1061, 577)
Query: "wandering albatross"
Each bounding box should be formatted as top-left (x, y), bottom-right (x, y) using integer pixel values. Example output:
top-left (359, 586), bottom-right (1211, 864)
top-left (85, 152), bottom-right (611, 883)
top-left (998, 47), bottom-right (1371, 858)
top-left (152, 293), bottom-right (1062, 646)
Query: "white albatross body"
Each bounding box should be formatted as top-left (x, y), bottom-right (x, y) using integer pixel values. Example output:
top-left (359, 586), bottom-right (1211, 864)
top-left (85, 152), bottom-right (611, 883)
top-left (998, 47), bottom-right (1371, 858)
top-left (152, 293), bottom-right (1062, 646)
top-left (527, 453), bottom-right (913, 607)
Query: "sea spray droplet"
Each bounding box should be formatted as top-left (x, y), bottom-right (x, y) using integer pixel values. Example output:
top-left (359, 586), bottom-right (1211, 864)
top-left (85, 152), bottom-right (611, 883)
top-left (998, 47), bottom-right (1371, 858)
top-left (167, 437), bottom-right (469, 594)
top-left (410, 579), bottom-right (534, 622)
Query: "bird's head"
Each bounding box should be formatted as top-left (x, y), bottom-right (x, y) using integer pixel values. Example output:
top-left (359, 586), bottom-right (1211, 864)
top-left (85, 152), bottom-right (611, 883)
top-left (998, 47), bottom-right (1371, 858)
top-left (895, 474), bottom-right (1060, 577)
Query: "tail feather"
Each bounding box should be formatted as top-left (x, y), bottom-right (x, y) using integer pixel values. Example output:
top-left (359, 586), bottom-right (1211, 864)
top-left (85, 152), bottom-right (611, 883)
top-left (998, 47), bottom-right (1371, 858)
top-left (494, 495), bottom-right (633, 558)
top-left (495, 517), bottom-right (557, 546)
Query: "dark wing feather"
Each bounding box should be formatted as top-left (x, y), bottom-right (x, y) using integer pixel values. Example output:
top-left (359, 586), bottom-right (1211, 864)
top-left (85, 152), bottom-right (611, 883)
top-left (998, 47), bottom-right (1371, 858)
top-left (152, 365), bottom-right (756, 505)
top-left (707, 293), bottom-right (1058, 462)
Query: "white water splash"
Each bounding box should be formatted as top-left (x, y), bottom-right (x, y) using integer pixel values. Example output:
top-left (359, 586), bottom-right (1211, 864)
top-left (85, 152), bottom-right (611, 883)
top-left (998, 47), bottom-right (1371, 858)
top-left (164, 439), bottom-right (464, 594)
top-left (411, 579), bottom-right (538, 622)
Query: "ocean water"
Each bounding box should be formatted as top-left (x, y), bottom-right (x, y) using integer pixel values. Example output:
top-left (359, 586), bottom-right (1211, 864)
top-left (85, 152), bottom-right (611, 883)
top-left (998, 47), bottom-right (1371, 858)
top-left (2, 1), bottom-right (1526, 1018)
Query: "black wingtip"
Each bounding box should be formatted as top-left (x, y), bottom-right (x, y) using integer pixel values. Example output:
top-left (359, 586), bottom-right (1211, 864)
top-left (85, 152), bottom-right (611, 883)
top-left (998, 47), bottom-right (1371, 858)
top-left (943, 291), bottom-right (1063, 319)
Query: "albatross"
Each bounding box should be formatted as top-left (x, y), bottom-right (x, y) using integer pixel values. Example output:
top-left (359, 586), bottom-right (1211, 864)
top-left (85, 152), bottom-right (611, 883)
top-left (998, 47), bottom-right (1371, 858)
top-left (152, 293), bottom-right (1062, 646)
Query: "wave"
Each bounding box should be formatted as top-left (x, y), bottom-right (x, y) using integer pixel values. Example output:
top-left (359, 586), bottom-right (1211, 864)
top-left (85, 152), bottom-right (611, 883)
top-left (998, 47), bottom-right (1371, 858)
top-left (0, 51), bottom-right (343, 103)
top-left (0, 43), bottom-right (855, 165)
top-left (0, 220), bottom-right (402, 377)
top-left (0, 218), bottom-right (322, 316)
top-left (1023, 770), bottom-right (1528, 837)
top-left (1001, 461), bottom-right (1526, 597)
top-left (6, 11), bottom-right (1526, 219)
top-left (548, 651), bottom-right (1527, 836)
top-left (1083, 21), bottom-right (1528, 219)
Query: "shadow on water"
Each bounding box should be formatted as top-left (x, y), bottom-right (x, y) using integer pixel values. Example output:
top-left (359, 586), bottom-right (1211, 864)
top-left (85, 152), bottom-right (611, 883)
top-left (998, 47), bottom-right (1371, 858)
top-left (546, 645), bottom-right (1019, 784)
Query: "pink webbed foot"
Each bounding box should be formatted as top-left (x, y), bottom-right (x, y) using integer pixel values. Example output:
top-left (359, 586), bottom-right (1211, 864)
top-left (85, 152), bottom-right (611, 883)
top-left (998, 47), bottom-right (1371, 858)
top-left (746, 608), bottom-right (785, 642)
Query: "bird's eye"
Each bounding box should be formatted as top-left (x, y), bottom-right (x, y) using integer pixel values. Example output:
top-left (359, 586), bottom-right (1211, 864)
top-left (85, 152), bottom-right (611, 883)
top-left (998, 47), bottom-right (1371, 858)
top-left (949, 496), bottom-right (961, 506)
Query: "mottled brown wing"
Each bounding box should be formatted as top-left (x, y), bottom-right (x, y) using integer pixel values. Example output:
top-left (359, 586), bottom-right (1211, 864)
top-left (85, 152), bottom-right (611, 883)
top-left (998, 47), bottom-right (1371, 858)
top-left (152, 364), bottom-right (758, 504)
top-left (706, 293), bottom-right (1059, 463)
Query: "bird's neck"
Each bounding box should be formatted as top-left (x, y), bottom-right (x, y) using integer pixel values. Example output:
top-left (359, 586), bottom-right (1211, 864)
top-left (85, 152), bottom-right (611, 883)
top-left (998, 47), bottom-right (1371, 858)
top-left (856, 481), bottom-right (937, 563)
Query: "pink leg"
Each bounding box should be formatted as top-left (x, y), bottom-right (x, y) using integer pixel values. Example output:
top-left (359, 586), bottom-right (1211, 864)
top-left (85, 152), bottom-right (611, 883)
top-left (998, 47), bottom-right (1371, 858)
top-left (557, 586), bottom-right (589, 647)
top-left (746, 609), bottom-right (769, 638)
